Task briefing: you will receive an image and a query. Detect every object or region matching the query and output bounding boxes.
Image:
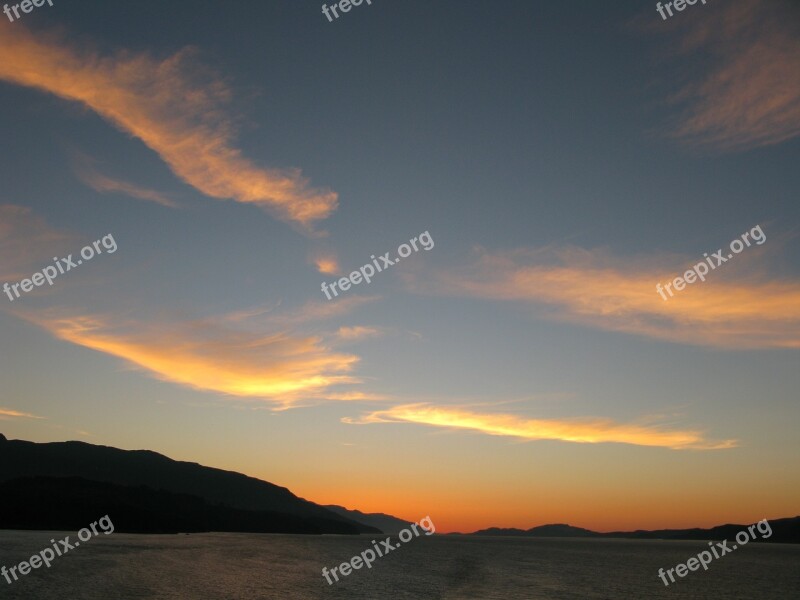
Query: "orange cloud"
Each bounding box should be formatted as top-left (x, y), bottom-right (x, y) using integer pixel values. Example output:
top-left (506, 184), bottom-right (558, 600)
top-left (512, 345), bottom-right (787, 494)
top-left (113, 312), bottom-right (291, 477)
top-left (418, 244), bottom-right (800, 349)
top-left (662, 0), bottom-right (800, 151)
top-left (336, 326), bottom-right (383, 341)
top-left (21, 311), bottom-right (362, 406)
top-left (74, 156), bottom-right (177, 208)
top-left (0, 23), bottom-right (337, 226)
top-left (312, 253), bottom-right (341, 276)
top-left (0, 408), bottom-right (44, 420)
top-left (345, 404), bottom-right (736, 450)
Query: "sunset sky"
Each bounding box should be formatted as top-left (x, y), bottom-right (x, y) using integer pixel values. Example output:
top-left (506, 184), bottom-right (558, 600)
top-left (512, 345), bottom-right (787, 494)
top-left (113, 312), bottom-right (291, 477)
top-left (1, 0), bottom-right (798, 534)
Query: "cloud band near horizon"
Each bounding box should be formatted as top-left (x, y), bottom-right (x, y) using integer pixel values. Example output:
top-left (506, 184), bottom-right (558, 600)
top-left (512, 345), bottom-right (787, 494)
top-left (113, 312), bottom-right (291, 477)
top-left (345, 404), bottom-right (737, 450)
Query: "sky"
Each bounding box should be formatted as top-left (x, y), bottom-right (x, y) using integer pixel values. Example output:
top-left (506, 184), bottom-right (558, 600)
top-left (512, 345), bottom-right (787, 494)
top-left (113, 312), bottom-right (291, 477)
top-left (1, 0), bottom-right (799, 534)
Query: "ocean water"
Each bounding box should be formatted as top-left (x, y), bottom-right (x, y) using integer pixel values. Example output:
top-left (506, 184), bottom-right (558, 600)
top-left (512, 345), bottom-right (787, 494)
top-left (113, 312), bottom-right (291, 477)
top-left (0, 530), bottom-right (798, 599)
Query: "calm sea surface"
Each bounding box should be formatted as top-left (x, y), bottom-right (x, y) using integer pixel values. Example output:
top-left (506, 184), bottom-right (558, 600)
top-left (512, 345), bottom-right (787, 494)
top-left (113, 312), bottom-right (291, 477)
top-left (0, 531), bottom-right (797, 599)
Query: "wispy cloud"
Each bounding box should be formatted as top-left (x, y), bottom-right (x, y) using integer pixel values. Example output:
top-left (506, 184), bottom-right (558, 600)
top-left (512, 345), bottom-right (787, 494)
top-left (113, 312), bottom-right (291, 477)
top-left (0, 204), bottom-right (76, 282)
top-left (73, 155), bottom-right (178, 208)
top-left (20, 311), bottom-right (363, 407)
top-left (1, 207), bottom-right (381, 407)
top-left (324, 391), bottom-right (389, 402)
top-left (0, 23), bottom-right (337, 226)
top-left (217, 297), bottom-right (380, 331)
top-left (0, 408), bottom-right (44, 420)
top-left (287, 297), bottom-right (381, 325)
top-left (413, 244), bottom-right (800, 349)
top-left (660, 0), bottom-right (800, 151)
top-left (335, 326), bottom-right (383, 341)
top-left (345, 404), bottom-right (736, 450)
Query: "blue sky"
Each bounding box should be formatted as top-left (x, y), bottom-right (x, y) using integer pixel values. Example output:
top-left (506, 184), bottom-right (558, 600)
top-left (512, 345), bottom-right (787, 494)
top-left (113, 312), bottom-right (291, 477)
top-left (1, 0), bottom-right (798, 532)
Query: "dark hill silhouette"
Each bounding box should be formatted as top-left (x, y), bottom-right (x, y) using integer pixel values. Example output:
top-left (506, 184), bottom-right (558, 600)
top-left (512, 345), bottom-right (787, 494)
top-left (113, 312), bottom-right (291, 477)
top-left (605, 519), bottom-right (800, 543)
top-left (324, 505), bottom-right (413, 534)
top-left (0, 434), bottom-right (378, 535)
top-left (0, 476), bottom-right (351, 534)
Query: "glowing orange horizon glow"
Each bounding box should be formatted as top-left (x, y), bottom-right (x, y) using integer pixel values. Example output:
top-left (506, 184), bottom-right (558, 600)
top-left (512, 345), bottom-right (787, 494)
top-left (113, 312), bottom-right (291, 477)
top-left (280, 476), bottom-right (792, 535)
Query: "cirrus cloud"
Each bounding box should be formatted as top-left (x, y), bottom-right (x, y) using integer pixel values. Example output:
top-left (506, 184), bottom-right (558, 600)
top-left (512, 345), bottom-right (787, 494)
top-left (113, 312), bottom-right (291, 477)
top-left (0, 22), bottom-right (337, 226)
top-left (73, 154), bottom-right (178, 208)
top-left (410, 243), bottom-right (800, 349)
top-left (0, 408), bottom-right (44, 420)
top-left (18, 310), bottom-right (363, 407)
top-left (658, 0), bottom-right (800, 151)
top-left (345, 404), bottom-right (736, 450)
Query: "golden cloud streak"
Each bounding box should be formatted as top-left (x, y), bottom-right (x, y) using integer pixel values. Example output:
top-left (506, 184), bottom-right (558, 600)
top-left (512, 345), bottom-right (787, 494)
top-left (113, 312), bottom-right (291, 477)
top-left (345, 404), bottom-right (736, 450)
top-left (0, 23), bottom-right (336, 226)
top-left (427, 246), bottom-right (800, 349)
top-left (23, 312), bottom-right (361, 405)
top-left (0, 408), bottom-right (44, 420)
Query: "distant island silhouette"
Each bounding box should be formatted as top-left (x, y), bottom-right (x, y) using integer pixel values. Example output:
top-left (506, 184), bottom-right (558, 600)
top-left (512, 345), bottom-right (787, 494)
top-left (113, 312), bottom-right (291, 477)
top-left (464, 520), bottom-right (800, 543)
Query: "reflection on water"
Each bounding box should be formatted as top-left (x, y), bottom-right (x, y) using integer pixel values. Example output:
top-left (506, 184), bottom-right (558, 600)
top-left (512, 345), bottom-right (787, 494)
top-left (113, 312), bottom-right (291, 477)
top-left (0, 530), bottom-right (797, 599)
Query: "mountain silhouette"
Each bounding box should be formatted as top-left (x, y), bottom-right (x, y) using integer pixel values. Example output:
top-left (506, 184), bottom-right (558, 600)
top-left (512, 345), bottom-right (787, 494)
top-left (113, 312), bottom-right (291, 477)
top-left (324, 505), bottom-right (414, 534)
top-left (0, 476), bottom-right (360, 534)
top-left (0, 433), bottom-right (379, 535)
